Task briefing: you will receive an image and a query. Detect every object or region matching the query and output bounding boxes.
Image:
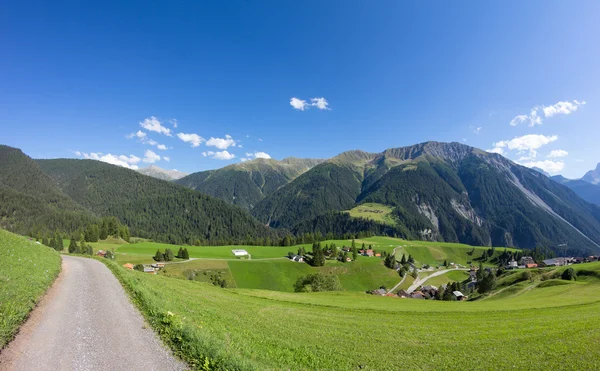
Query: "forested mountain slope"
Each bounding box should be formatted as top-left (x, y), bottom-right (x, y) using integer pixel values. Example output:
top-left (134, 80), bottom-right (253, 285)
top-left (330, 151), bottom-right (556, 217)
top-left (35, 158), bottom-right (280, 244)
top-left (175, 157), bottom-right (324, 210)
top-left (0, 145), bottom-right (94, 234)
top-left (253, 142), bottom-right (600, 254)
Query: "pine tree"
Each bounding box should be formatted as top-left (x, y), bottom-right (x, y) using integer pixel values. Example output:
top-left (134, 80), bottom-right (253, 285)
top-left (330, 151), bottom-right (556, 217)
top-left (153, 249), bottom-right (165, 262)
top-left (68, 239), bottom-right (78, 254)
top-left (99, 220), bottom-right (109, 240)
top-left (177, 247), bottom-right (184, 258)
top-left (352, 247), bottom-right (358, 261)
top-left (164, 248), bottom-right (174, 262)
top-left (408, 254), bottom-right (414, 264)
top-left (351, 238), bottom-right (356, 249)
top-left (400, 254), bottom-right (406, 265)
top-left (182, 248), bottom-right (190, 260)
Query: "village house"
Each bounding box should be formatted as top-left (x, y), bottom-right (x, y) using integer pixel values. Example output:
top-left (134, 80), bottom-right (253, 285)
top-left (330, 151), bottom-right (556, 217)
top-left (96, 250), bottom-right (107, 257)
top-left (520, 256), bottom-right (535, 266)
top-left (370, 288), bottom-right (387, 296)
top-left (143, 267), bottom-right (156, 274)
top-left (123, 263), bottom-right (134, 270)
top-left (231, 249), bottom-right (249, 258)
top-left (397, 290), bottom-right (410, 298)
top-left (453, 291), bottom-right (466, 301)
top-left (506, 259), bottom-right (518, 269)
top-left (363, 249), bottom-right (374, 257)
top-left (410, 291), bottom-right (425, 299)
top-left (525, 263), bottom-right (538, 268)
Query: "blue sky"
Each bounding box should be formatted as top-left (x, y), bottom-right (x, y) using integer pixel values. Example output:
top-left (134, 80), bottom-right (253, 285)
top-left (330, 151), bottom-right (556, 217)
top-left (1, 1), bottom-right (599, 178)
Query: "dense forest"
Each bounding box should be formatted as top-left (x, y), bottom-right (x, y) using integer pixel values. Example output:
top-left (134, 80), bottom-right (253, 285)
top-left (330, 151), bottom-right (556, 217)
top-left (36, 158), bottom-right (283, 245)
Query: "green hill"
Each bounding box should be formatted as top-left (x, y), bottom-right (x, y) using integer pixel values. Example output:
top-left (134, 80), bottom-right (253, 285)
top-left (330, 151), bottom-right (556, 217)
top-left (175, 157), bottom-right (324, 210)
top-left (0, 145), bottom-right (95, 235)
top-left (103, 258), bottom-right (600, 369)
top-left (253, 142), bottom-right (600, 255)
top-left (0, 229), bottom-right (61, 347)
top-left (35, 158), bottom-right (281, 245)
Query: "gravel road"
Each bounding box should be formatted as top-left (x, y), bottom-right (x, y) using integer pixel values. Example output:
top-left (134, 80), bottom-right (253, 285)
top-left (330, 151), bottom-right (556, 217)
top-left (0, 256), bottom-right (186, 371)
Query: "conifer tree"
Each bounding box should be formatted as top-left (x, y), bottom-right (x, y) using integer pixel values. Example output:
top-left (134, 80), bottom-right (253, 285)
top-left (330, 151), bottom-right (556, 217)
top-left (153, 249), bottom-right (165, 262)
top-left (400, 254), bottom-right (406, 265)
top-left (68, 239), bottom-right (78, 254)
top-left (182, 248), bottom-right (190, 260)
top-left (352, 247), bottom-right (358, 261)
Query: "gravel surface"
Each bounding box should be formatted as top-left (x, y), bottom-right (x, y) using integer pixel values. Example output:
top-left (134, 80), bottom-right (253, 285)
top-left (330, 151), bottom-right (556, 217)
top-left (0, 256), bottom-right (186, 371)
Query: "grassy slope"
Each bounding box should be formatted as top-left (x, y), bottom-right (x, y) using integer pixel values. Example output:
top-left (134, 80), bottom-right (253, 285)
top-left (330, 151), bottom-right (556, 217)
top-left (0, 229), bottom-right (61, 348)
top-left (346, 202), bottom-right (396, 225)
top-left (103, 259), bottom-right (600, 370)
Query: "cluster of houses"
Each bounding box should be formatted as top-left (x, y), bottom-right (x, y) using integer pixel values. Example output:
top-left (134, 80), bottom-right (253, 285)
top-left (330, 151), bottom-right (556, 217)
top-left (370, 285), bottom-right (467, 301)
top-left (504, 255), bottom-right (599, 270)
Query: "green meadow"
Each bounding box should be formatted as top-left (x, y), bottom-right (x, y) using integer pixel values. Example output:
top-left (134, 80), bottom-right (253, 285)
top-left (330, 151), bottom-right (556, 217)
top-left (0, 230), bottom-right (61, 348)
top-left (346, 202), bottom-right (396, 225)
top-left (103, 258), bottom-right (600, 370)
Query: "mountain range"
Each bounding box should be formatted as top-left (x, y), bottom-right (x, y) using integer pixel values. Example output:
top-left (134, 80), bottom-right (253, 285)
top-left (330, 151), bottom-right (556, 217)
top-left (136, 165), bottom-right (188, 181)
top-left (2, 142), bottom-right (600, 254)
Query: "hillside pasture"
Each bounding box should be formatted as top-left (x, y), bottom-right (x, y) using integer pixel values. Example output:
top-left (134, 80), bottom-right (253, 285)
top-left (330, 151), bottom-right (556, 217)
top-left (103, 259), bottom-right (600, 370)
top-left (346, 202), bottom-right (396, 225)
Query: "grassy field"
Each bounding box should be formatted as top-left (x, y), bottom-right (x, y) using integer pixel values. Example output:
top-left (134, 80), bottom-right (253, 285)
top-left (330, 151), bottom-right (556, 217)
top-left (346, 202), bottom-right (396, 225)
top-left (0, 229), bottom-right (61, 348)
top-left (117, 242), bottom-right (293, 260)
top-left (102, 258), bottom-right (600, 370)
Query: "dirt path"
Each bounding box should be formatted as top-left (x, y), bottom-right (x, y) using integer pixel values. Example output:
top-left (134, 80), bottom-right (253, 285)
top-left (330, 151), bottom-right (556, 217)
top-left (0, 256), bottom-right (185, 371)
top-left (407, 268), bottom-right (461, 293)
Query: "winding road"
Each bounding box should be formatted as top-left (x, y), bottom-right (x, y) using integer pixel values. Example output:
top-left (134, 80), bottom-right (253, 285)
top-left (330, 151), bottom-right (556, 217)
top-left (0, 256), bottom-right (185, 371)
top-left (407, 268), bottom-right (461, 293)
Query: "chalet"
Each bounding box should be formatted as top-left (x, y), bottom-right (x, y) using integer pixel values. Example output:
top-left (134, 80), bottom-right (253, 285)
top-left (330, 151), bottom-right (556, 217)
top-left (453, 291), bottom-right (466, 300)
top-left (293, 256), bottom-right (304, 263)
top-left (543, 257), bottom-right (572, 267)
top-left (364, 249), bottom-right (374, 257)
top-left (371, 288), bottom-right (387, 296)
top-left (410, 291), bottom-right (425, 299)
top-left (143, 267), bottom-right (156, 274)
top-left (96, 250), bottom-right (107, 257)
top-left (123, 263), bottom-right (134, 270)
top-left (525, 263), bottom-right (538, 268)
top-left (520, 256), bottom-right (535, 266)
top-left (342, 247), bottom-right (351, 252)
top-left (506, 260), bottom-right (518, 269)
top-left (397, 290), bottom-right (410, 298)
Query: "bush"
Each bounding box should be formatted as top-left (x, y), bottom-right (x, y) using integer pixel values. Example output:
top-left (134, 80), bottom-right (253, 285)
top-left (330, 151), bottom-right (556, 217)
top-left (561, 268), bottom-right (576, 281)
top-left (134, 264), bottom-right (144, 272)
top-left (294, 273), bottom-right (342, 293)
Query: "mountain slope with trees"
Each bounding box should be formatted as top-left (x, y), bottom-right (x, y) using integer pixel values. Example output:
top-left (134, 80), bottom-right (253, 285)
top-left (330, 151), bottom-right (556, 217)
top-left (552, 175), bottom-right (600, 207)
top-left (35, 158), bottom-right (281, 244)
top-left (252, 142), bottom-right (600, 254)
top-left (0, 145), bottom-right (95, 235)
top-left (175, 157), bottom-right (324, 210)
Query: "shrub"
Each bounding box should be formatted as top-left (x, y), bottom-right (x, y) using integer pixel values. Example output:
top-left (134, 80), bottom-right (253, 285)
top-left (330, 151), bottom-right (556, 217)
top-left (561, 268), bottom-right (576, 281)
top-left (134, 264), bottom-right (144, 272)
top-left (294, 273), bottom-right (342, 293)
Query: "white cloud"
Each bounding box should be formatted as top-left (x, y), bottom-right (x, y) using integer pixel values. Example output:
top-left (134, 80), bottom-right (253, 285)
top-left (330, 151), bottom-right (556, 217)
top-left (206, 135), bottom-right (236, 150)
top-left (143, 149), bottom-right (161, 163)
top-left (509, 100), bottom-right (585, 127)
top-left (522, 160), bottom-right (565, 174)
top-left (290, 97), bottom-right (308, 110)
top-left (547, 149), bottom-right (568, 158)
top-left (156, 144), bottom-right (167, 151)
top-left (310, 97), bottom-right (330, 110)
top-left (258, 138), bottom-right (263, 142)
top-left (78, 152), bottom-right (141, 169)
top-left (202, 150), bottom-right (235, 160)
top-left (126, 130), bottom-right (147, 140)
top-left (212, 150), bottom-right (235, 160)
top-left (177, 133), bottom-right (205, 147)
top-left (244, 151), bottom-right (271, 160)
top-left (543, 100), bottom-right (586, 118)
top-left (486, 147), bottom-right (504, 155)
top-left (163, 156), bottom-right (170, 162)
top-left (140, 116), bottom-right (172, 136)
top-left (474, 127), bottom-right (482, 134)
top-left (494, 134), bottom-right (558, 152)
top-left (169, 119), bottom-right (178, 128)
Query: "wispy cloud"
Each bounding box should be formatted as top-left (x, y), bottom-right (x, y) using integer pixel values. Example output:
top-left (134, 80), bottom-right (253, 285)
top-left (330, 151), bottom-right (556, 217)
top-left (310, 97), bottom-right (330, 110)
top-left (290, 97), bottom-right (308, 111)
top-left (474, 127), bottom-right (482, 135)
top-left (177, 133), bottom-right (205, 147)
top-left (521, 160), bottom-right (565, 174)
top-left (140, 116), bottom-right (172, 136)
top-left (290, 96), bottom-right (331, 111)
top-left (143, 149), bottom-right (161, 163)
top-left (206, 134), bottom-right (236, 150)
top-left (163, 156), bottom-right (170, 162)
top-left (486, 147), bottom-right (504, 155)
top-left (169, 119), bottom-right (178, 128)
top-left (76, 152), bottom-right (141, 169)
top-left (547, 149), bottom-right (568, 158)
top-left (509, 100), bottom-right (585, 126)
top-left (127, 130), bottom-right (167, 150)
top-left (202, 150), bottom-right (235, 160)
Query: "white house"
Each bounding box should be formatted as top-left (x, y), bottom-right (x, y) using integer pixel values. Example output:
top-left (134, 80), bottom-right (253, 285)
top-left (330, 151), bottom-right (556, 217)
top-left (231, 249), bottom-right (249, 257)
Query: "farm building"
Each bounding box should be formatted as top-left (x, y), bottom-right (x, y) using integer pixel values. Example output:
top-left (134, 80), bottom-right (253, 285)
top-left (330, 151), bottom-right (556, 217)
top-left (96, 250), bottom-right (107, 257)
top-left (123, 263), bottom-right (134, 270)
top-left (143, 267), bottom-right (156, 274)
top-left (232, 249), bottom-right (249, 257)
top-left (525, 263), bottom-right (538, 268)
top-left (289, 255), bottom-right (304, 263)
top-left (453, 291), bottom-right (466, 300)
